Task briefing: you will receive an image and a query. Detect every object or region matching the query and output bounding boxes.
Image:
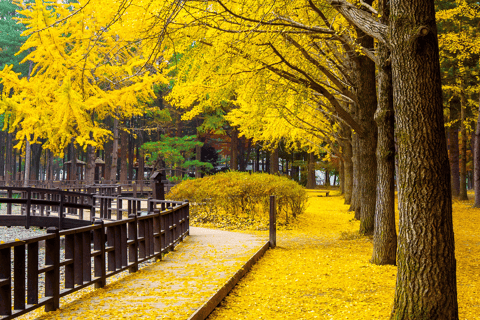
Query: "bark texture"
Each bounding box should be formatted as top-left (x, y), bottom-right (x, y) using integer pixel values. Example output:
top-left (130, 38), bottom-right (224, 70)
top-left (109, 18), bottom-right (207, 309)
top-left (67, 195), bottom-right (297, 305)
top-left (390, 1), bottom-right (458, 318)
top-left (230, 128), bottom-right (238, 171)
top-left (110, 118), bottom-right (119, 182)
top-left (475, 99), bottom-right (480, 207)
top-left (120, 130), bottom-right (128, 183)
top-left (354, 17), bottom-right (378, 236)
top-left (371, 7), bottom-right (397, 265)
top-left (86, 145), bottom-right (96, 185)
top-left (459, 86), bottom-right (468, 200)
top-left (449, 128), bottom-right (460, 196)
top-left (306, 152), bottom-right (316, 189)
top-left (270, 147), bottom-right (279, 174)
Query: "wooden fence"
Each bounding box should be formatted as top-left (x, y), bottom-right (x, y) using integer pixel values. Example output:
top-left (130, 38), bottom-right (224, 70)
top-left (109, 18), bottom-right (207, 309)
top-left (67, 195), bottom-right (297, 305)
top-left (0, 198), bottom-right (189, 320)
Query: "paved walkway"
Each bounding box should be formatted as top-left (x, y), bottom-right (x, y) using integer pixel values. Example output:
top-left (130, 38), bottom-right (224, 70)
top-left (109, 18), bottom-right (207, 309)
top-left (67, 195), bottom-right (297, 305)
top-left (33, 227), bottom-right (266, 320)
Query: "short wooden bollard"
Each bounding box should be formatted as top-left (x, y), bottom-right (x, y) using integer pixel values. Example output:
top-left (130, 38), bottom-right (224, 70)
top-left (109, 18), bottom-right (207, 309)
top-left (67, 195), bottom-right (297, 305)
top-left (269, 195), bottom-right (276, 248)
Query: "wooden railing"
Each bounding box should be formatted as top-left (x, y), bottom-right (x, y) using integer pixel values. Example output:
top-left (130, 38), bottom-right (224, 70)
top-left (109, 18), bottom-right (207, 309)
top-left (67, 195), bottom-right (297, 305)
top-left (0, 198), bottom-right (189, 320)
top-left (0, 180), bottom-right (177, 198)
top-left (0, 187), bottom-right (94, 230)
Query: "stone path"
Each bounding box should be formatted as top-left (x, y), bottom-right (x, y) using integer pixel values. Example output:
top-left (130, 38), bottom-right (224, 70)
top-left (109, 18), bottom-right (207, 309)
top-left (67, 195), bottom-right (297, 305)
top-left (31, 227), bottom-right (266, 320)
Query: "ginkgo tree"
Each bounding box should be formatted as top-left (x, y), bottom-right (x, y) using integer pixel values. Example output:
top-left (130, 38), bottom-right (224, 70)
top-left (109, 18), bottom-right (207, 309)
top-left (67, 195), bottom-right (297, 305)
top-left (0, 0), bottom-right (168, 156)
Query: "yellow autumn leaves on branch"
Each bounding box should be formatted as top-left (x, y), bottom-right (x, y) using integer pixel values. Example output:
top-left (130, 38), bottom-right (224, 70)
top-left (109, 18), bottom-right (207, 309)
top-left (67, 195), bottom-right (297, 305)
top-left (0, 0), bottom-right (171, 154)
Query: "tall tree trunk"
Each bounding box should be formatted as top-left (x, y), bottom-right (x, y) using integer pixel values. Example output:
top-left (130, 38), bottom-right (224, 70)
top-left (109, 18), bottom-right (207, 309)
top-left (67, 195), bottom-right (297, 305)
top-left (110, 118), bottom-right (119, 182)
top-left (450, 128), bottom-right (460, 196)
top-left (270, 147), bottom-right (279, 174)
top-left (138, 130), bottom-right (144, 181)
top-left (128, 128), bottom-right (134, 180)
top-left (390, 1), bottom-right (458, 317)
top-left (340, 159), bottom-right (345, 194)
top-left (474, 97), bottom-right (480, 207)
top-left (306, 152), bottom-right (316, 189)
top-left (351, 134), bottom-right (360, 217)
top-left (343, 132), bottom-right (354, 204)
top-left (230, 128), bottom-right (238, 171)
top-left (371, 12), bottom-right (397, 265)
top-left (24, 140), bottom-right (31, 187)
top-left (195, 143), bottom-right (202, 178)
top-left (324, 169), bottom-right (330, 186)
top-left (239, 136), bottom-right (246, 171)
top-left (120, 129), bottom-right (128, 183)
top-left (459, 81), bottom-right (468, 200)
top-left (354, 16), bottom-right (378, 236)
top-left (69, 141), bottom-right (77, 182)
top-left (85, 145), bottom-right (95, 185)
top-left (255, 147), bottom-right (260, 172)
top-left (31, 144), bottom-right (42, 181)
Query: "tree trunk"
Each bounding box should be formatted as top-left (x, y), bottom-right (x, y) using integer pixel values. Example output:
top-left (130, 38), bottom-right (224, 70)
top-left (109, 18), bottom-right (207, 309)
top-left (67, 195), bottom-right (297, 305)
top-left (343, 132), bottom-right (354, 204)
top-left (354, 15), bottom-right (378, 236)
top-left (138, 130), bottom-right (144, 181)
top-left (128, 129), bottom-right (134, 180)
top-left (110, 118), bottom-right (119, 182)
top-left (85, 145), bottom-right (95, 185)
top-left (390, 1), bottom-right (458, 317)
top-left (450, 127), bottom-right (460, 196)
top-left (31, 144), bottom-right (42, 181)
top-left (195, 143), bottom-right (202, 178)
top-left (239, 136), bottom-right (246, 171)
top-left (306, 152), bottom-right (316, 189)
top-left (120, 129), bottom-right (128, 183)
top-left (371, 12), bottom-right (397, 265)
top-left (459, 81), bottom-right (468, 200)
top-left (351, 133), bottom-right (360, 217)
top-left (270, 147), bottom-right (279, 174)
top-left (324, 169), bottom-right (330, 186)
top-left (24, 140), bottom-right (31, 187)
top-left (474, 97), bottom-right (480, 207)
top-left (230, 128), bottom-right (238, 171)
top-left (340, 159), bottom-right (345, 194)
top-left (255, 147), bottom-right (260, 172)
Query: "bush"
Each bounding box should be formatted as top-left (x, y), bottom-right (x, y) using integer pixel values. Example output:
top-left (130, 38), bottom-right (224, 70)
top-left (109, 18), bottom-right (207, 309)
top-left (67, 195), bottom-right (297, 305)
top-left (166, 171), bottom-right (308, 230)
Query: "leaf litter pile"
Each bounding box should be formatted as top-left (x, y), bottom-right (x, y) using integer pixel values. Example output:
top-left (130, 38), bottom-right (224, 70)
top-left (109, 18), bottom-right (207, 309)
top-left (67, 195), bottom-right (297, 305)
top-left (208, 191), bottom-right (480, 319)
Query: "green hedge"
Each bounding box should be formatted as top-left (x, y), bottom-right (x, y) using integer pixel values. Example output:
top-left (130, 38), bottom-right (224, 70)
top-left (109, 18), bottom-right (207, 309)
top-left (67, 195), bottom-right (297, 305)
top-left (166, 171), bottom-right (308, 230)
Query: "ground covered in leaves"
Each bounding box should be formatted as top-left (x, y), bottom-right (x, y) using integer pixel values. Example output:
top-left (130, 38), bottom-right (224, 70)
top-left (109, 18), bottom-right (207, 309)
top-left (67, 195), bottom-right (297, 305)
top-left (207, 190), bottom-right (480, 319)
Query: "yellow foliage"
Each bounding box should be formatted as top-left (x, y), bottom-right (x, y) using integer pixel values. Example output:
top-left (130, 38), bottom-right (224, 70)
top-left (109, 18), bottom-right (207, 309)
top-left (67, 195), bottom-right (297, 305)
top-left (167, 171), bottom-right (308, 230)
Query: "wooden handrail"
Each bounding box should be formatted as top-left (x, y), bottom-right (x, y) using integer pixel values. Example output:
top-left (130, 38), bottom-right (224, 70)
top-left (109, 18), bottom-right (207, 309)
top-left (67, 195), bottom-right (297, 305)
top-left (0, 187), bottom-right (189, 320)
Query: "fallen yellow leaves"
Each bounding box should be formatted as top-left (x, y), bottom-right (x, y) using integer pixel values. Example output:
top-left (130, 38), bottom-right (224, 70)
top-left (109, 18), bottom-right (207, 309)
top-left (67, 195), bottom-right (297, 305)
top-left (209, 191), bottom-right (480, 319)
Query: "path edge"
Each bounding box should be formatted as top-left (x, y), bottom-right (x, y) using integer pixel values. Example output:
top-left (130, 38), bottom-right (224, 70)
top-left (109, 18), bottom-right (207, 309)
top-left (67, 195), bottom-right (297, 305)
top-left (187, 241), bottom-right (271, 320)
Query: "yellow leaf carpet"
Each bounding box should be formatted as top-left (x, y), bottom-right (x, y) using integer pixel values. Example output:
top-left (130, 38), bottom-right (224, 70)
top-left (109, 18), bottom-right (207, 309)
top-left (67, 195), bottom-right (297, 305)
top-left (20, 190), bottom-right (479, 319)
top-left (20, 228), bottom-right (265, 320)
top-left (208, 191), bottom-right (480, 319)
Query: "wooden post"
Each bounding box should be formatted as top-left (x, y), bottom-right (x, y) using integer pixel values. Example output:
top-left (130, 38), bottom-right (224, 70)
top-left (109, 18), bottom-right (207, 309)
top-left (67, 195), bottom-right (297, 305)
top-left (128, 214), bottom-right (138, 273)
top-left (45, 227), bottom-right (60, 312)
top-left (269, 195), bottom-right (276, 248)
top-left (93, 219), bottom-right (106, 288)
top-left (0, 247), bottom-right (12, 316)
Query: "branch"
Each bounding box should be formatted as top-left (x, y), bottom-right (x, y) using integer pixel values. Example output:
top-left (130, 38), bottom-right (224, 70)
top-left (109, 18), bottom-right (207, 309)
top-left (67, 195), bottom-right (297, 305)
top-left (326, 0), bottom-right (388, 45)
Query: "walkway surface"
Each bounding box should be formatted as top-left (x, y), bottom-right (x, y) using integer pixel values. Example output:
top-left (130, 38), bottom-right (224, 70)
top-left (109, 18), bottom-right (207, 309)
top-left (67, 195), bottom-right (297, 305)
top-left (32, 227), bottom-right (266, 320)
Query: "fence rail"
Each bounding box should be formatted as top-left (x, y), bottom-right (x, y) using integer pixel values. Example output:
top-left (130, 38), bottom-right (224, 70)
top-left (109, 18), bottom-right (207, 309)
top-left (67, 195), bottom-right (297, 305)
top-left (0, 186), bottom-right (189, 320)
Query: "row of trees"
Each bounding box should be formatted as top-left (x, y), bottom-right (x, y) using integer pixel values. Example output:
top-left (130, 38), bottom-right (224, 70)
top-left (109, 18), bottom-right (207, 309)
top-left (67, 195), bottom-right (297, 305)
top-left (0, 0), bottom-right (478, 318)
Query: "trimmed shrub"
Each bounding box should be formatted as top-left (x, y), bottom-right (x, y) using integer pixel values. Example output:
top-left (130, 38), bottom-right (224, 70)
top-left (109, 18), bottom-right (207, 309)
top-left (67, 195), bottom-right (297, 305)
top-left (166, 171), bottom-right (308, 230)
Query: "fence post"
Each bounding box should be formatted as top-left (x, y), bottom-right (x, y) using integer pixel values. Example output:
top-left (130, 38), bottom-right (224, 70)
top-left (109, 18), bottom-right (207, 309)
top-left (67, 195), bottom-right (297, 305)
top-left (269, 195), bottom-right (276, 248)
top-left (58, 193), bottom-right (64, 230)
top-left (0, 246), bottom-right (12, 316)
top-left (45, 227), bottom-right (60, 312)
top-left (93, 219), bottom-right (106, 288)
top-left (128, 214), bottom-right (138, 273)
